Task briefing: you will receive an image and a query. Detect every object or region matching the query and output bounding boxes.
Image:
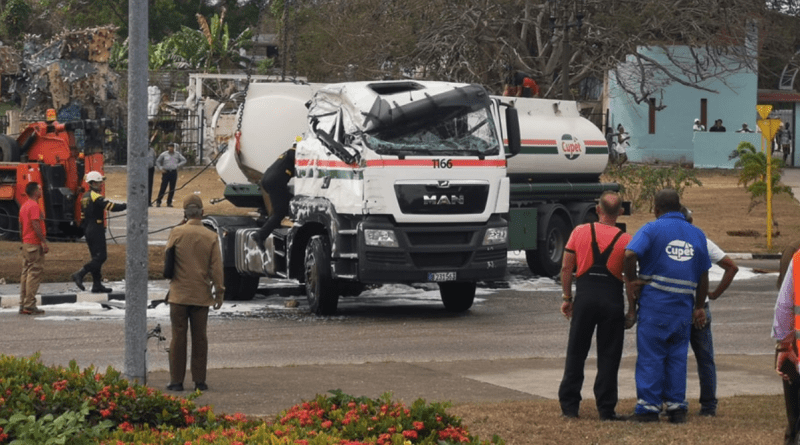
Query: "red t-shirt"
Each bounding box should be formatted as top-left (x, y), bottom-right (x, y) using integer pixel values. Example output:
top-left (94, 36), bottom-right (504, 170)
top-left (19, 198), bottom-right (45, 245)
top-left (565, 222), bottom-right (631, 280)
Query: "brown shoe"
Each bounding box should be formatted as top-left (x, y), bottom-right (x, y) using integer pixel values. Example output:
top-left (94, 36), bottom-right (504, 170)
top-left (20, 307), bottom-right (45, 315)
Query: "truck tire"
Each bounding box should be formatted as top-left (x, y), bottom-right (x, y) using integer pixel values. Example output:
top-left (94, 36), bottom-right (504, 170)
top-left (223, 267), bottom-right (259, 301)
top-left (0, 135), bottom-right (20, 162)
top-left (526, 214), bottom-right (570, 277)
top-left (0, 201), bottom-right (19, 240)
top-left (305, 235), bottom-right (339, 315)
top-left (439, 281), bottom-right (476, 312)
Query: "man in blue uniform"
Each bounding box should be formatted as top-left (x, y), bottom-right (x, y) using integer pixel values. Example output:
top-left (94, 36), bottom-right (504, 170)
top-left (624, 189), bottom-right (710, 423)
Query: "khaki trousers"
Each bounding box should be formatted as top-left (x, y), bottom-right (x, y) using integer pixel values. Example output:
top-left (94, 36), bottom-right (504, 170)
top-left (19, 244), bottom-right (44, 309)
top-left (169, 304), bottom-right (209, 385)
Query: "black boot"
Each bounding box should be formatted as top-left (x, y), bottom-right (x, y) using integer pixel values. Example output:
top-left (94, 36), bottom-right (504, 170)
top-left (71, 268), bottom-right (86, 291)
top-left (91, 276), bottom-right (113, 294)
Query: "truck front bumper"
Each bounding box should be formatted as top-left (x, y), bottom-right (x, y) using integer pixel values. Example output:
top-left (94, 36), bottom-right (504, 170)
top-left (355, 215), bottom-right (507, 284)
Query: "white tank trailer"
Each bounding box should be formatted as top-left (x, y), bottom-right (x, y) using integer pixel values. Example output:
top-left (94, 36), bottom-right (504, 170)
top-left (209, 81), bottom-right (620, 313)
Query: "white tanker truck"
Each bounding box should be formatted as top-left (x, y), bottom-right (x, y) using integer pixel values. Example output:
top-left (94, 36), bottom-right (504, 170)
top-left (205, 80), bottom-right (619, 314)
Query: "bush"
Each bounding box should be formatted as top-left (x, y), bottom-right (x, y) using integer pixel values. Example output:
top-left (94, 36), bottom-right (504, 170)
top-left (603, 163), bottom-right (703, 212)
top-left (733, 141), bottom-right (793, 211)
top-left (0, 354), bottom-right (223, 444)
top-left (0, 355), bottom-right (504, 445)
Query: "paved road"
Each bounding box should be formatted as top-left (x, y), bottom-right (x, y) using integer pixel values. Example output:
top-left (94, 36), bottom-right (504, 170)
top-left (0, 259), bottom-right (785, 416)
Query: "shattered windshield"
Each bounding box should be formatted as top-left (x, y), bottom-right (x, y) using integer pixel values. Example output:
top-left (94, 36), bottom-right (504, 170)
top-left (363, 106), bottom-right (500, 157)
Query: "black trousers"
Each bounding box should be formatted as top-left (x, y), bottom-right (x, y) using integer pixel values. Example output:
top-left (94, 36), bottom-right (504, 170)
top-left (558, 276), bottom-right (625, 417)
top-left (82, 224), bottom-right (107, 286)
top-left (257, 185), bottom-right (291, 239)
top-left (779, 349), bottom-right (800, 445)
top-left (148, 167), bottom-right (154, 203)
top-left (157, 170), bottom-right (178, 205)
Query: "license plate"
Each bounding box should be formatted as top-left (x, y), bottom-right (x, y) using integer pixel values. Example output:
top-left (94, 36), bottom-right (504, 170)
top-left (428, 272), bottom-right (457, 282)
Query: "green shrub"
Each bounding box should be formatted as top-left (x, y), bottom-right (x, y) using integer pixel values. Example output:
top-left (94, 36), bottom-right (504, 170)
top-left (0, 355), bottom-right (504, 445)
top-left (733, 141), bottom-right (793, 211)
top-left (603, 163), bottom-right (703, 212)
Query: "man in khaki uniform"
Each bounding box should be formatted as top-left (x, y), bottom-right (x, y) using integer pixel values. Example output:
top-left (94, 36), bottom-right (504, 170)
top-left (166, 194), bottom-right (224, 392)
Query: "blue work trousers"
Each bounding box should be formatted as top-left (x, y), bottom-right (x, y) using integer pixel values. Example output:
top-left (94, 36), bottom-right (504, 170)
top-left (635, 312), bottom-right (691, 414)
top-left (690, 304), bottom-right (717, 412)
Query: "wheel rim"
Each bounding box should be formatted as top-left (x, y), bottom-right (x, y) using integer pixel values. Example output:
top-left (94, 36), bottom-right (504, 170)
top-left (546, 227), bottom-right (564, 263)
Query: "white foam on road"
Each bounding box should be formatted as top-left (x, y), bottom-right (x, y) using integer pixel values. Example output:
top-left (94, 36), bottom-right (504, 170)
top-left (0, 252), bottom-right (773, 322)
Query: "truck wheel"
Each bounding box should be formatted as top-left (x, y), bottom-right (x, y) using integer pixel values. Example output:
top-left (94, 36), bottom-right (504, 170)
top-left (223, 267), bottom-right (259, 301)
top-left (0, 135), bottom-right (20, 162)
top-left (439, 281), bottom-right (476, 312)
top-left (0, 202), bottom-right (19, 240)
top-left (305, 235), bottom-right (339, 315)
top-left (526, 214), bottom-right (570, 277)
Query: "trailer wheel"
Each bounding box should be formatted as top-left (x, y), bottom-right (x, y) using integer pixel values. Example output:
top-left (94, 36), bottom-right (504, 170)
top-left (526, 214), bottom-right (570, 277)
top-left (223, 267), bottom-right (259, 301)
top-left (439, 281), bottom-right (476, 312)
top-left (0, 202), bottom-right (19, 240)
top-left (0, 135), bottom-right (20, 162)
top-left (305, 235), bottom-right (339, 315)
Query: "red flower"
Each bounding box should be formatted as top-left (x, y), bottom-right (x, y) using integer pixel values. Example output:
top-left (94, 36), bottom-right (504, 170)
top-left (402, 430), bottom-right (418, 439)
top-left (413, 421), bottom-right (424, 430)
top-left (100, 409), bottom-right (112, 418)
top-left (118, 422), bottom-right (134, 432)
top-left (321, 420), bottom-right (333, 429)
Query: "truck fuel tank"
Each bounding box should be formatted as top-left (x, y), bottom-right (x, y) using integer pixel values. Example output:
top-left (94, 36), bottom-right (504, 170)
top-left (494, 96), bottom-right (609, 183)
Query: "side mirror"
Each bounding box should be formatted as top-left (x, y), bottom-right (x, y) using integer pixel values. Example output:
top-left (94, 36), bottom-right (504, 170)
top-left (505, 106), bottom-right (521, 158)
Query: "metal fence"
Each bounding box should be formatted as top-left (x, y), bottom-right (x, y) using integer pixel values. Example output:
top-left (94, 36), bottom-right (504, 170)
top-left (103, 110), bottom-right (204, 166)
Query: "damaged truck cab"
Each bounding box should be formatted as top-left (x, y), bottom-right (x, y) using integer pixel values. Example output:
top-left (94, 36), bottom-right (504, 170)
top-left (206, 81), bottom-right (520, 314)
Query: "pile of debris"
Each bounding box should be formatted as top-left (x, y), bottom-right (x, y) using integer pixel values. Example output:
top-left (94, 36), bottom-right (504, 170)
top-left (10, 26), bottom-right (122, 126)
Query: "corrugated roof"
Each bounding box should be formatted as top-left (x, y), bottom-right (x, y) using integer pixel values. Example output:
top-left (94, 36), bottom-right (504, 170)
top-left (758, 90), bottom-right (800, 103)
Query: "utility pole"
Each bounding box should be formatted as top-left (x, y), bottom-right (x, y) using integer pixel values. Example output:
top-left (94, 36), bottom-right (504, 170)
top-left (124, 0), bottom-right (149, 384)
top-left (548, 0), bottom-right (585, 100)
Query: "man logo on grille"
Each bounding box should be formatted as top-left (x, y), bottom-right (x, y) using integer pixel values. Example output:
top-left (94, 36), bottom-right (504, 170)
top-left (665, 240), bottom-right (695, 262)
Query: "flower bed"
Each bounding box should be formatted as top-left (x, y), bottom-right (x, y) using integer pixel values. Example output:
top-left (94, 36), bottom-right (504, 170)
top-left (0, 355), bottom-right (504, 445)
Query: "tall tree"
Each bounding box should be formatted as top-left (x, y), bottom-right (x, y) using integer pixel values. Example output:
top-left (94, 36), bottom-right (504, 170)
top-left (292, 0), bottom-right (798, 102)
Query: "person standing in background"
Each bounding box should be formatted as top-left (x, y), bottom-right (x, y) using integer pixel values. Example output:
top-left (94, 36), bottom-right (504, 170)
top-left (18, 182), bottom-right (47, 315)
top-left (156, 143), bottom-right (187, 208)
top-left (682, 207), bottom-right (739, 417)
top-left (146, 144), bottom-right (157, 206)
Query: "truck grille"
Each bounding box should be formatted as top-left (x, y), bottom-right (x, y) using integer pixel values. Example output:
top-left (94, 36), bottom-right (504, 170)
top-left (395, 183), bottom-right (489, 214)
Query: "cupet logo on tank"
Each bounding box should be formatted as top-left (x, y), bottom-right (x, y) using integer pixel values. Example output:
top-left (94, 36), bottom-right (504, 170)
top-left (665, 240), bottom-right (695, 262)
top-left (560, 134), bottom-right (583, 160)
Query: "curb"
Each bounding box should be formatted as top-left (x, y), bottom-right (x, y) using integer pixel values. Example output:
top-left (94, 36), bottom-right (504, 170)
top-left (727, 253), bottom-right (782, 260)
top-left (0, 290), bottom-right (167, 309)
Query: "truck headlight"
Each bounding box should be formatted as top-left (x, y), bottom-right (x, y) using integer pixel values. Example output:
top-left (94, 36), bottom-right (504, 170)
top-left (365, 229), bottom-right (399, 248)
top-left (482, 227), bottom-right (507, 246)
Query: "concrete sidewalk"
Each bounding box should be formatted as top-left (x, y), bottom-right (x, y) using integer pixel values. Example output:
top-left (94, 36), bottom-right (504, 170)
top-left (144, 354), bottom-right (779, 418)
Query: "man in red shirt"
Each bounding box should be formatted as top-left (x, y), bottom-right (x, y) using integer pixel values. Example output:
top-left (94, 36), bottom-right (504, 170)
top-left (18, 182), bottom-right (48, 315)
top-left (558, 191), bottom-right (634, 420)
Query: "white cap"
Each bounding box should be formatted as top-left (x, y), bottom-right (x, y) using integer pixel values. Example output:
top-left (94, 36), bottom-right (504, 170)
top-left (694, 119), bottom-right (700, 123)
top-left (85, 171), bottom-right (105, 183)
